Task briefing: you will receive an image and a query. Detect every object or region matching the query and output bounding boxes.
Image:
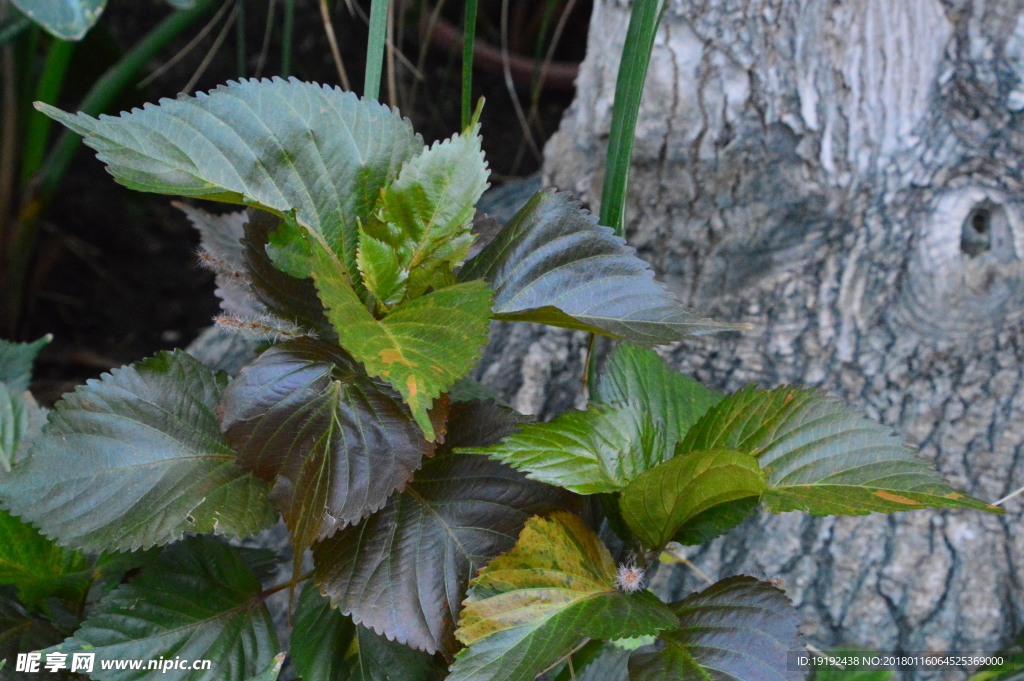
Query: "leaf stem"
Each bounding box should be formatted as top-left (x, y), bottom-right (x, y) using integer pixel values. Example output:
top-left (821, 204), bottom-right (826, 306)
top-left (538, 638), bottom-right (591, 677)
top-left (258, 570), bottom-right (314, 601)
top-left (460, 0), bottom-right (478, 129)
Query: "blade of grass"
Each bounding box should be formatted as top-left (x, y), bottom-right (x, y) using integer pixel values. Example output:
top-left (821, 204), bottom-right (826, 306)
top-left (364, 0), bottom-right (388, 99)
top-left (19, 37), bottom-right (74, 190)
top-left (282, 0), bottom-right (294, 76)
top-left (460, 0), bottom-right (477, 128)
top-left (0, 13), bottom-right (28, 46)
top-left (586, 0), bottom-right (665, 393)
top-left (598, 0), bottom-right (665, 236)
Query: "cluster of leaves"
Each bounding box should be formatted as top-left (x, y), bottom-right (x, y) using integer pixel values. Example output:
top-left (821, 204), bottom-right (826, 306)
top-left (0, 78), bottom-right (1001, 680)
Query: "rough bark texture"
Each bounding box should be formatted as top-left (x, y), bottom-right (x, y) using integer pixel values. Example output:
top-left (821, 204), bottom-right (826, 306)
top-left (477, 0), bottom-right (1024, 677)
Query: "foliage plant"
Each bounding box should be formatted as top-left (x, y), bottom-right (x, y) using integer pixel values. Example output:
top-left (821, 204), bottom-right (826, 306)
top-left (0, 76), bottom-right (1003, 681)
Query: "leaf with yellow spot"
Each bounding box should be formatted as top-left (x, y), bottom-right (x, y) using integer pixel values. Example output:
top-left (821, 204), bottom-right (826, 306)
top-left (448, 512), bottom-right (677, 681)
top-left (678, 385), bottom-right (1001, 516)
top-left (309, 237), bottom-right (492, 439)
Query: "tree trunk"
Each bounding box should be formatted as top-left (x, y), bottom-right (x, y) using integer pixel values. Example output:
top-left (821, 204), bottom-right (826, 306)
top-left (478, 0), bottom-right (1024, 677)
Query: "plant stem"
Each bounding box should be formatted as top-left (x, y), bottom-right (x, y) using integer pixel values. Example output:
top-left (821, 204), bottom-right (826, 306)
top-left (19, 37), bottom-right (73, 190)
top-left (460, 0), bottom-right (478, 129)
top-left (258, 570), bottom-right (314, 601)
top-left (281, 0), bottom-right (294, 76)
top-left (365, 0), bottom-right (389, 100)
top-left (598, 0), bottom-right (665, 236)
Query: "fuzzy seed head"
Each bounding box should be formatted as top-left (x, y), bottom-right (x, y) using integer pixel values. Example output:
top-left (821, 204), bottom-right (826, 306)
top-left (614, 563), bottom-right (646, 593)
top-left (214, 314), bottom-right (306, 342)
top-left (197, 247), bottom-right (245, 279)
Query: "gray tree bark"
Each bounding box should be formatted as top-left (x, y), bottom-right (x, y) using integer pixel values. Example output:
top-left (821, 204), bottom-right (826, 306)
top-left (473, 1), bottom-right (1024, 678)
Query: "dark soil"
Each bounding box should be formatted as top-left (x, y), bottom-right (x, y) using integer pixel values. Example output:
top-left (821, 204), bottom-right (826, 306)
top-left (22, 0), bottom-right (590, 403)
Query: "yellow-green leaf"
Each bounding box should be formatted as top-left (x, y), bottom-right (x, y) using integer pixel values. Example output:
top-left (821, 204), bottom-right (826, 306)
top-left (310, 238), bottom-right (492, 439)
top-left (618, 448), bottom-right (766, 551)
top-left (449, 512), bottom-right (677, 681)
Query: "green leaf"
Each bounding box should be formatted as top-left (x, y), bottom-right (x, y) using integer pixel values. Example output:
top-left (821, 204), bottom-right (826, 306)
top-left (629, 576), bottom-right (802, 681)
top-left (0, 383), bottom-right (45, 473)
top-left (448, 512), bottom-right (678, 681)
top-left (678, 385), bottom-right (1002, 516)
top-left (0, 350), bottom-right (277, 551)
top-left (0, 511), bottom-right (89, 612)
top-left (291, 582), bottom-right (357, 681)
top-left (313, 400), bottom-right (570, 655)
top-left (0, 595), bottom-right (66, 679)
top-left (10, 0), bottom-right (105, 40)
top-left (310, 239), bottom-right (492, 439)
top-left (594, 344), bottom-right (720, 451)
top-left (54, 537), bottom-right (279, 681)
top-left (458, 402), bottom-right (665, 494)
top-left (245, 654), bottom-right (286, 681)
top-left (0, 335), bottom-right (50, 392)
top-left (555, 642), bottom-right (631, 681)
top-left (618, 449), bottom-right (765, 551)
top-left (220, 338), bottom-right (433, 551)
top-left (358, 125), bottom-right (489, 306)
top-left (37, 78), bottom-right (424, 281)
top-left (292, 583), bottom-right (435, 681)
top-left (458, 191), bottom-right (741, 347)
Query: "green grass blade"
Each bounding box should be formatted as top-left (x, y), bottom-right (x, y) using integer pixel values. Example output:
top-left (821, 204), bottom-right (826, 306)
top-left (20, 37), bottom-right (74, 189)
top-left (364, 0), bottom-right (388, 100)
top-left (460, 0), bottom-right (478, 129)
top-left (281, 0), bottom-right (293, 76)
top-left (598, 0), bottom-right (664, 236)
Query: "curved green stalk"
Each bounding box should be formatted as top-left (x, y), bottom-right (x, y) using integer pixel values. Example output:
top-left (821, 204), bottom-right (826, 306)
top-left (364, 0), bottom-right (389, 100)
top-left (598, 0), bottom-right (665, 236)
top-left (588, 0), bottom-right (666, 392)
top-left (19, 37), bottom-right (73, 190)
top-left (282, 0), bottom-right (294, 76)
top-left (460, 0), bottom-right (478, 129)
